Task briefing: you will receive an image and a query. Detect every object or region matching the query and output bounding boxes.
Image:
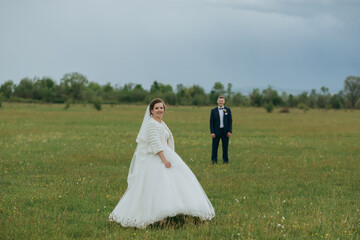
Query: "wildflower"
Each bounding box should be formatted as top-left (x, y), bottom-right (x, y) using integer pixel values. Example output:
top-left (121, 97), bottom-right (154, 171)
top-left (106, 195), bottom-right (110, 198)
top-left (282, 216), bottom-right (285, 220)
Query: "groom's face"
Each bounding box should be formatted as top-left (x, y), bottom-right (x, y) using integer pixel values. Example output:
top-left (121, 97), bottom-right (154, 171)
top-left (217, 98), bottom-right (225, 107)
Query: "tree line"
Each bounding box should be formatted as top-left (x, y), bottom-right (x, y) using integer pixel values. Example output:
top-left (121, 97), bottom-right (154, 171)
top-left (0, 72), bottom-right (359, 110)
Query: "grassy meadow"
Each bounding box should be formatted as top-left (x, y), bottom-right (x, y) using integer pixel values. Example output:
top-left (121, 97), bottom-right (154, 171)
top-left (0, 103), bottom-right (359, 239)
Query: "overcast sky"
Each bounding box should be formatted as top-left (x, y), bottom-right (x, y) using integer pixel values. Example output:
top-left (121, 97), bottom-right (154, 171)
top-left (1, 0), bottom-right (359, 93)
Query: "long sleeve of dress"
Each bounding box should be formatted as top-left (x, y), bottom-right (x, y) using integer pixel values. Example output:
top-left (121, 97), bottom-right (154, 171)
top-left (146, 121), bottom-right (164, 154)
top-left (162, 122), bottom-right (175, 151)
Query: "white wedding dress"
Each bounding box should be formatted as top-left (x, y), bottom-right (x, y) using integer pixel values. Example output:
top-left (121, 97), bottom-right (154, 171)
top-left (109, 106), bottom-right (215, 229)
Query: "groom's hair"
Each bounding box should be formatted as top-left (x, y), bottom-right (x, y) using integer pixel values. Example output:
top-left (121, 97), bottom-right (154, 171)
top-left (218, 96), bottom-right (224, 99)
top-left (149, 98), bottom-right (166, 116)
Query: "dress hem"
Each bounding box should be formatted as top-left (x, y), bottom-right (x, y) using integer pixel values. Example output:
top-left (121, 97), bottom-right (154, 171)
top-left (109, 210), bottom-right (215, 229)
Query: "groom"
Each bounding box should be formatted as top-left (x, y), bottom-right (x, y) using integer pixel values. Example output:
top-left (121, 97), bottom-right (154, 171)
top-left (210, 96), bottom-right (232, 164)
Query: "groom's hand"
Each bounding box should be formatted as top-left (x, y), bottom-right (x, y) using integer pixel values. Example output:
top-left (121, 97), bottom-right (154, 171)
top-left (211, 133), bottom-right (215, 139)
top-left (227, 132), bottom-right (232, 138)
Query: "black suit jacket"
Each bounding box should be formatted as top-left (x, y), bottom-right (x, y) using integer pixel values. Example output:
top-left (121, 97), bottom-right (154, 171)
top-left (210, 107), bottom-right (232, 136)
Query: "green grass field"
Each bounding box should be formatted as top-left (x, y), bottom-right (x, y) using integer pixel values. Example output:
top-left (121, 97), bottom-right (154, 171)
top-left (0, 103), bottom-right (359, 239)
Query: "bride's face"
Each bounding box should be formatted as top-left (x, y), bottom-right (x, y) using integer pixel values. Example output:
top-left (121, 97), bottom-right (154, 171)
top-left (151, 102), bottom-right (165, 120)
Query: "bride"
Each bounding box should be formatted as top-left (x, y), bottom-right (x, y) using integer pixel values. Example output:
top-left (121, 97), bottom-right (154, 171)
top-left (109, 98), bottom-right (215, 229)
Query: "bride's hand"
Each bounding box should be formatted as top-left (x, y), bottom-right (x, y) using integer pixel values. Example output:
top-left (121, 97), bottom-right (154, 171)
top-left (157, 151), bottom-right (171, 168)
top-left (164, 160), bottom-right (171, 168)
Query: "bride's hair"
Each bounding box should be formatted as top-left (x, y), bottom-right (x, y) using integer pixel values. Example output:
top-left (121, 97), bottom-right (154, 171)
top-left (149, 98), bottom-right (166, 116)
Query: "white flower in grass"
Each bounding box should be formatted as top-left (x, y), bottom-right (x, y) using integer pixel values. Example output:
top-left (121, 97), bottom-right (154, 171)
top-left (282, 216), bottom-right (285, 220)
top-left (235, 198), bottom-right (239, 203)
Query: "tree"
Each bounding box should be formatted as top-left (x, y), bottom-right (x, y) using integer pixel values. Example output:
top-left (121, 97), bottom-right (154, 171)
top-left (213, 82), bottom-right (225, 95)
top-left (150, 81), bottom-right (160, 93)
top-left (210, 82), bottom-right (225, 103)
top-left (88, 82), bottom-right (101, 92)
top-left (297, 91), bottom-right (308, 105)
top-left (308, 89), bottom-right (317, 108)
top-left (150, 81), bottom-right (173, 94)
top-left (14, 77), bottom-right (34, 98)
top-left (189, 85), bottom-right (207, 105)
top-left (102, 82), bottom-right (114, 93)
top-left (60, 72), bottom-right (88, 101)
top-left (232, 92), bottom-right (249, 106)
top-left (0, 80), bottom-right (15, 98)
top-left (249, 88), bottom-right (263, 107)
top-left (176, 84), bottom-right (190, 105)
top-left (317, 86), bottom-right (331, 108)
top-left (226, 83), bottom-right (233, 99)
top-left (287, 94), bottom-right (297, 107)
top-left (262, 86), bottom-right (282, 106)
top-left (330, 92), bottom-right (345, 109)
top-left (344, 76), bottom-right (360, 108)
top-left (131, 84), bottom-right (148, 102)
top-left (33, 77), bottom-right (55, 102)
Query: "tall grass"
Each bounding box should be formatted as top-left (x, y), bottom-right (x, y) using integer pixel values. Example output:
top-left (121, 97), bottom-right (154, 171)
top-left (0, 103), bottom-right (359, 239)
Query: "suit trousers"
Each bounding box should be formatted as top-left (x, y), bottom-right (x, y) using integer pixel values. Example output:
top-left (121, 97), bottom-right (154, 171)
top-left (211, 128), bottom-right (229, 163)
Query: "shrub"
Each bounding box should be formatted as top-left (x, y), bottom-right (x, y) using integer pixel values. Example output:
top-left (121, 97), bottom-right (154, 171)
top-left (354, 99), bottom-right (360, 109)
top-left (264, 102), bottom-right (274, 113)
top-left (92, 97), bottom-right (102, 111)
top-left (279, 108), bottom-right (290, 113)
top-left (297, 103), bottom-right (309, 112)
top-left (355, 99), bottom-right (360, 109)
top-left (64, 99), bottom-right (72, 110)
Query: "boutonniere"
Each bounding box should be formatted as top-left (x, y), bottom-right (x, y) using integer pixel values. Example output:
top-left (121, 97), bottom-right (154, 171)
top-left (223, 109), bottom-right (227, 113)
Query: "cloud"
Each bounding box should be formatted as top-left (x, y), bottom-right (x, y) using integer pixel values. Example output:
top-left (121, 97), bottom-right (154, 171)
top-left (0, 0), bottom-right (359, 92)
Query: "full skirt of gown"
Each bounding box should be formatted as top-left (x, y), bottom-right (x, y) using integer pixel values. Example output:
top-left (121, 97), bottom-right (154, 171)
top-left (108, 144), bottom-right (215, 229)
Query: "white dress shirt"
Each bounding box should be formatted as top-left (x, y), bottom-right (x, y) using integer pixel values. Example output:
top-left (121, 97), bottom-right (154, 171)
top-left (218, 106), bottom-right (224, 128)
